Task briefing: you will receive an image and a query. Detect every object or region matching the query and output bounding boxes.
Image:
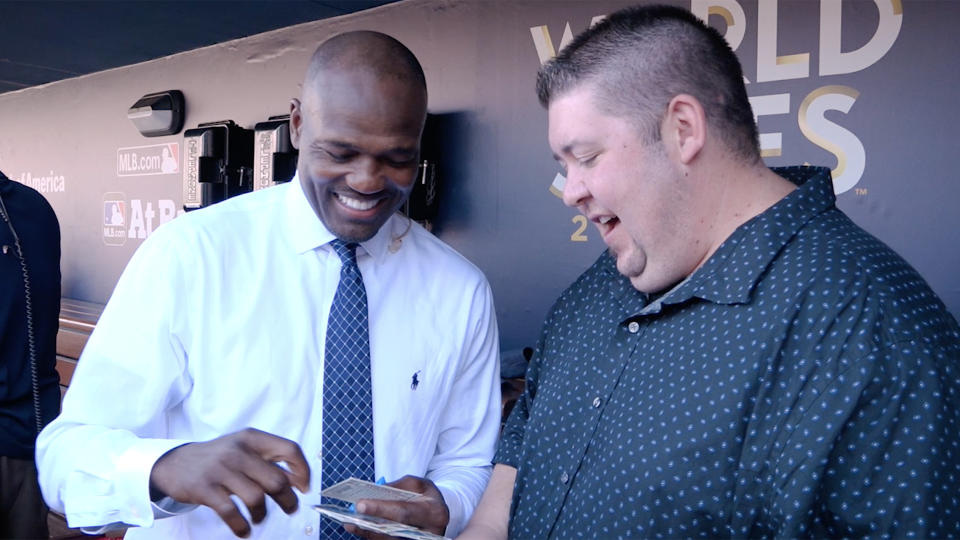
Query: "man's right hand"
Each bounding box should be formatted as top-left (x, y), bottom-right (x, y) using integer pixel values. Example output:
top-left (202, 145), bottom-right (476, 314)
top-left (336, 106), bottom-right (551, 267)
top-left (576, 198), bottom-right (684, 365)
top-left (149, 428), bottom-right (311, 538)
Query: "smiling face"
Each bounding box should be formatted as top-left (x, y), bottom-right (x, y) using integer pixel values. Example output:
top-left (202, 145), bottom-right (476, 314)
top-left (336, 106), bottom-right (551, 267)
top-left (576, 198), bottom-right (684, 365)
top-left (550, 85), bottom-right (708, 294)
top-left (290, 67), bottom-right (426, 243)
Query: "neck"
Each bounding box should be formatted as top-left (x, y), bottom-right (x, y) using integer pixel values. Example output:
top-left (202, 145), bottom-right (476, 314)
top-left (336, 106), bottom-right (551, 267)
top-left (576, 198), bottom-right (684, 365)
top-left (690, 157), bottom-right (796, 273)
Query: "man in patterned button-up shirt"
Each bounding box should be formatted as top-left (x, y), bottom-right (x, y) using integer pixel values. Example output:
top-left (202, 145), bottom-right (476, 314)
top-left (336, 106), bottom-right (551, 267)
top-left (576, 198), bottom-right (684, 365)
top-left (459, 4), bottom-right (960, 539)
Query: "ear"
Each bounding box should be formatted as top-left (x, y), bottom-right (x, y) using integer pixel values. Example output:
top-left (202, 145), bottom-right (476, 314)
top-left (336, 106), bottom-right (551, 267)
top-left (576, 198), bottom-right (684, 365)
top-left (289, 98), bottom-right (303, 150)
top-left (661, 94), bottom-right (706, 165)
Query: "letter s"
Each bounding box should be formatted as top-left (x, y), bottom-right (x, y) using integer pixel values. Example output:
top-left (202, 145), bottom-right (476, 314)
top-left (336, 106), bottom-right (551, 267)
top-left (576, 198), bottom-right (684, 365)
top-left (798, 85), bottom-right (865, 195)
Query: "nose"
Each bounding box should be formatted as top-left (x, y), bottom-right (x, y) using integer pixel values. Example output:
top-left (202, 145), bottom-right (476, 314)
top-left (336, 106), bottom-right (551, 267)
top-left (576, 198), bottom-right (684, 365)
top-left (561, 170), bottom-right (590, 208)
top-left (346, 156), bottom-right (385, 194)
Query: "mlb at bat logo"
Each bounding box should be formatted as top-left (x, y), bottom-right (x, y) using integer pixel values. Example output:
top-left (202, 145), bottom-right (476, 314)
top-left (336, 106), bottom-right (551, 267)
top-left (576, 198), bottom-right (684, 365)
top-left (117, 143), bottom-right (179, 176)
top-left (104, 200), bottom-right (125, 227)
top-left (102, 193), bottom-right (127, 246)
top-left (101, 193), bottom-right (183, 247)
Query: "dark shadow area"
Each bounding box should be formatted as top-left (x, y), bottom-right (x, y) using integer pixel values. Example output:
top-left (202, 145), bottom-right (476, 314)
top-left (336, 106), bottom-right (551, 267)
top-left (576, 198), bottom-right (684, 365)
top-left (419, 111), bottom-right (477, 236)
top-left (0, 1), bottom-right (401, 95)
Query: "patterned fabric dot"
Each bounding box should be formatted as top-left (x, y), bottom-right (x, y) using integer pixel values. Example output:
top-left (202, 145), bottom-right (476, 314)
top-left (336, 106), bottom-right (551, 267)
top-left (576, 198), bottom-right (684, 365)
top-left (322, 240), bottom-right (375, 540)
top-left (496, 166), bottom-right (960, 539)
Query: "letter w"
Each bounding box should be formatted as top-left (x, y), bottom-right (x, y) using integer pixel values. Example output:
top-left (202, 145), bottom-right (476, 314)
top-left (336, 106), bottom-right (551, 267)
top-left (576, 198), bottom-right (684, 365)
top-left (530, 16), bottom-right (606, 65)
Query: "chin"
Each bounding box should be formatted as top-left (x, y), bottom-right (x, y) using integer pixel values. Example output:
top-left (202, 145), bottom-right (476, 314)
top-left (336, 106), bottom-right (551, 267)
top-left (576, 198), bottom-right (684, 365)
top-left (619, 263), bottom-right (661, 294)
top-left (630, 271), bottom-right (686, 295)
top-left (614, 256), bottom-right (643, 281)
top-left (321, 207), bottom-right (389, 243)
top-left (627, 275), bottom-right (653, 294)
top-left (333, 225), bottom-right (380, 243)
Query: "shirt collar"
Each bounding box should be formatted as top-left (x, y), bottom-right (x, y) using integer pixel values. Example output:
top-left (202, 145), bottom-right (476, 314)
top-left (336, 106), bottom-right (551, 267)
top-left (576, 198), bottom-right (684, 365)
top-left (284, 172), bottom-right (400, 263)
top-left (646, 165), bottom-right (836, 310)
top-left (595, 251), bottom-right (652, 318)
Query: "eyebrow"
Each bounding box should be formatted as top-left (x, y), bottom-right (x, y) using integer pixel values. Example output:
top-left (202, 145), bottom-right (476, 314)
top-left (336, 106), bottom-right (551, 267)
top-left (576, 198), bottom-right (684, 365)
top-left (559, 144), bottom-right (576, 157)
top-left (312, 140), bottom-right (356, 151)
top-left (315, 140), bottom-right (418, 157)
top-left (553, 139), bottom-right (591, 160)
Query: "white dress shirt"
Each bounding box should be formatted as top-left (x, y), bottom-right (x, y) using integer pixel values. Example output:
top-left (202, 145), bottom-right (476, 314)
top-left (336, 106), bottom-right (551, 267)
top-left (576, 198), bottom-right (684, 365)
top-left (36, 175), bottom-right (501, 539)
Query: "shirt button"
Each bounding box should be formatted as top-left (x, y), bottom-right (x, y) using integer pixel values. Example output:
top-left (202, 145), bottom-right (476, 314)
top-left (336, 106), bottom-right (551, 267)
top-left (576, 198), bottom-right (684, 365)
top-left (560, 472), bottom-right (569, 484)
top-left (628, 321), bottom-right (640, 333)
top-left (592, 397), bottom-right (602, 408)
top-left (304, 525), bottom-right (314, 535)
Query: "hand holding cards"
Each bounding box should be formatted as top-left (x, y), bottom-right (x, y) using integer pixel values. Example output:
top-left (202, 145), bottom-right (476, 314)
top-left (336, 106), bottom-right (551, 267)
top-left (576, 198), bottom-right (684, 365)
top-left (314, 504), bottom-right (447, 540)
top-left (321, 477), bottom-right (432, 504)
top-left (316, 478), bottom-right (448, 540)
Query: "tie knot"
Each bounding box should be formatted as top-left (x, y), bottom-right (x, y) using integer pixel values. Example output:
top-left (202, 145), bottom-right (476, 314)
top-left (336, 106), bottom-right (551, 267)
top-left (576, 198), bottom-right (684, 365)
top-left (330, 239), bottom-right (359, 266)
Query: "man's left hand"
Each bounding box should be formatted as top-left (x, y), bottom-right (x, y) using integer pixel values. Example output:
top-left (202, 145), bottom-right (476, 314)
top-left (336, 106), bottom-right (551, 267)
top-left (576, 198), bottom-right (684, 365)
top-left (347, 475), bottom-right (449, 538)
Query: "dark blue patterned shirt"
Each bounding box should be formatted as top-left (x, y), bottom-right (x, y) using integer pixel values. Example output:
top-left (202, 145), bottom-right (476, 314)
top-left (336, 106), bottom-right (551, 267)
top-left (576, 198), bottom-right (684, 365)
top-left (496, 166), bottom-right (960, 539)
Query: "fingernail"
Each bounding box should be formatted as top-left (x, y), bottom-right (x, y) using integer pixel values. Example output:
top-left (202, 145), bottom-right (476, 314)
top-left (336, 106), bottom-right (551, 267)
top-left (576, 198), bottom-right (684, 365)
top-left (356, 502), bottom-right (367, 514)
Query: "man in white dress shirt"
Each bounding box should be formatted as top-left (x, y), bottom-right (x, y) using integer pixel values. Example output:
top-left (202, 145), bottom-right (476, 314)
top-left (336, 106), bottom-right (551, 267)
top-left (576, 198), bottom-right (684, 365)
top-left (36, 31), bottom-right (501, 539)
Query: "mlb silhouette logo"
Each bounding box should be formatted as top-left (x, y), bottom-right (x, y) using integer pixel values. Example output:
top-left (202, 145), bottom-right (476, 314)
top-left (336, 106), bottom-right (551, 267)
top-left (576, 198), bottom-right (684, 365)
top-left (104, 200), bottom-right (126, 227)
top-left (161, 143), bottom-right (179, 174)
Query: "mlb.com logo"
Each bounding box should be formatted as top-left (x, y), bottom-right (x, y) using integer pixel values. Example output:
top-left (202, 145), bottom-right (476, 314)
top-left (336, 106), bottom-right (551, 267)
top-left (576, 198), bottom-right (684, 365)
top-left (103, 194), bottom-right (127, 246)
top-left (117, 143), bottom-right (179, 176)
top-left (104, 200), bottom-right (125, 227)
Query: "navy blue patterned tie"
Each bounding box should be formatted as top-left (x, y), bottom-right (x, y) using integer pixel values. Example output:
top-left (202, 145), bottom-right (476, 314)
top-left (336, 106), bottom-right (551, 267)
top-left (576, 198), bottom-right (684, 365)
top-left (321, 240), bottom-right (375, 539)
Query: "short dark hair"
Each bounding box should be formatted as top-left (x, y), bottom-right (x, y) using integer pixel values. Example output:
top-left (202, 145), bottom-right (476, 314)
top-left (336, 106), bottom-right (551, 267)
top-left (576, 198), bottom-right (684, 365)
top-left (536, 4), bottom-right (759, 160)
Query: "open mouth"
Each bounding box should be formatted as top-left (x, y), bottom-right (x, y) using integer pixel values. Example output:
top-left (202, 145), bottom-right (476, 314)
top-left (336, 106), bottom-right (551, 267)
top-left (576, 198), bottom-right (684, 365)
top-left (595, 215), bottom-right (620, 237)
top-left (335, 192), bottom-right (380, 212)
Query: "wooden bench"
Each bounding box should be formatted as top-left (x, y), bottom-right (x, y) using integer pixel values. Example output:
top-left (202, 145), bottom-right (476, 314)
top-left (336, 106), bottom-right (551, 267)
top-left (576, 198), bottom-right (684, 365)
top-left (50, 298), bottom-right (104, 539)
top-left (54, 298), bottom-right (103, 394)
